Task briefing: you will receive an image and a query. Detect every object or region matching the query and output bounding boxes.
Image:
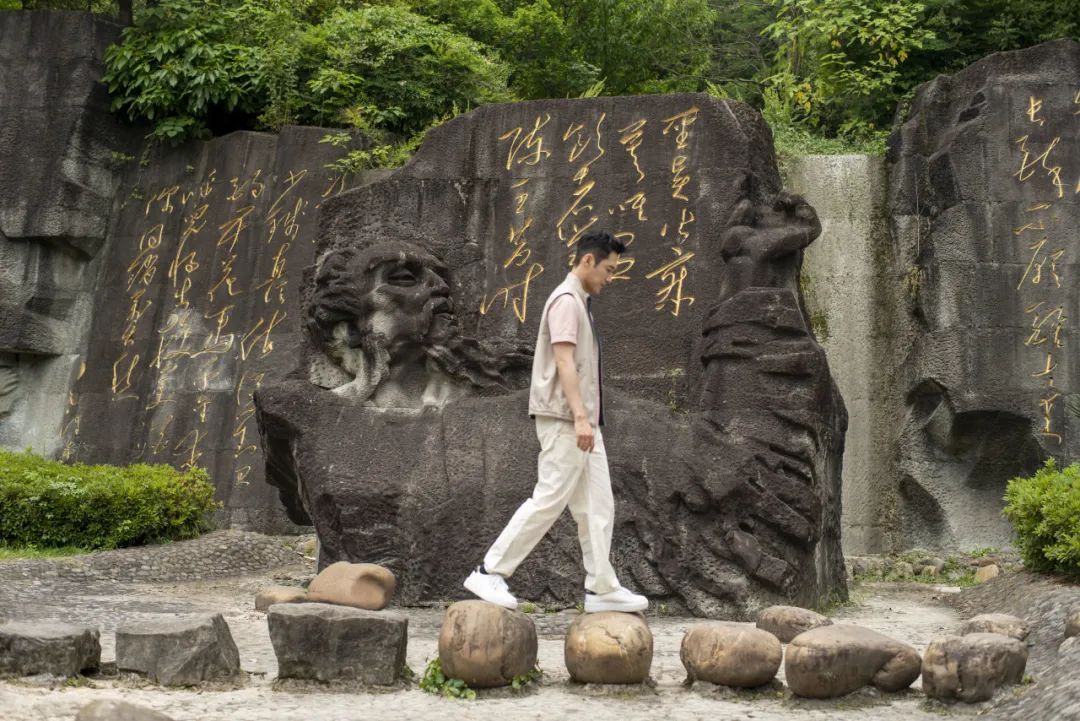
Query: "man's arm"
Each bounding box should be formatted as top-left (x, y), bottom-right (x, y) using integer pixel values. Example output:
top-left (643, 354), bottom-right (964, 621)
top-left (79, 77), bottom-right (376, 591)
top-left (552, 342), bottom-right (594, 452)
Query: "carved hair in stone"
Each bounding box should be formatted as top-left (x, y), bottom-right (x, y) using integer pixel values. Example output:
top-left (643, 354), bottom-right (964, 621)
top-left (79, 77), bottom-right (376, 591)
top-left (305, 241), bottom-right (531, 408)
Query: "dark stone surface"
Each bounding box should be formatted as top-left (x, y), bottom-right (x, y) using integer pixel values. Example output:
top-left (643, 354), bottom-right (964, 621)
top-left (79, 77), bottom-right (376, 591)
top-left (0, 11), bottom-right (135, 456)
top-left (885, 39), bottom-right (1080, 550)
top-left (115, 613), bottom-right (241, 686)
top-left (64, 126), bottom-right (356, 531)
top-left (267, 602), bottom-right (408, 685)
top-left (0, 620), bottom-right (101, 677)
top-left (256, 94), bottom-right (847, 617)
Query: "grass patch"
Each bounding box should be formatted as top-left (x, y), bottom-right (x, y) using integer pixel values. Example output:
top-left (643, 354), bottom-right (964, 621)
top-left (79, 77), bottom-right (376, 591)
top-left (0, 544), bottom-right (91, 560)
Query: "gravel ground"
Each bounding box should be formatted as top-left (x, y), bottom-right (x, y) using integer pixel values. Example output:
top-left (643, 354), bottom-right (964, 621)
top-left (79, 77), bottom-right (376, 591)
top-left (0, 534), bottom-right (1050, 721)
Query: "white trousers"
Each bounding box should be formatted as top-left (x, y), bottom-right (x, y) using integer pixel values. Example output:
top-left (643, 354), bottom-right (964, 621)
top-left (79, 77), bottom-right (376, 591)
top-left (484, 417), bottom-right (620, 594)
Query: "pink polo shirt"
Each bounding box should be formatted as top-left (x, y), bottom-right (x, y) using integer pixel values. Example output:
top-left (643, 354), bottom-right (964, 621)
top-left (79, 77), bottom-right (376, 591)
top-left (547, 294), bottom-right (600, 426)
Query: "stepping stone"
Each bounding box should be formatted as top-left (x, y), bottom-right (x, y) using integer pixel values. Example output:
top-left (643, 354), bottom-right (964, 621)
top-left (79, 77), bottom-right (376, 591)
top-left (0, 621), bottom-right (100, 677)
top-left (681, 622), bottom-right (781, 687)
top-left (255, 585), bottom-right (307, 613)
top-left (785, 623), bottom-right (921, 698)
top-left (115, 614), bottom-right (240, 686)
top-left (307, 562), bottom-right (396, 611)
top-left (922, 632), bottom-right (1027, 702)
top-left (269, 602), bottom-right (407, 685)
top-left (438, 600), bottom-right (536, 688)
top-left (958, 613), bottom-right (1030, 641)
top-left (756, 605), bottom-right (832, 643)
top-left (76, 700), bottom-right (176, 721)
top-left (565, 612), bottom-right (652, 684)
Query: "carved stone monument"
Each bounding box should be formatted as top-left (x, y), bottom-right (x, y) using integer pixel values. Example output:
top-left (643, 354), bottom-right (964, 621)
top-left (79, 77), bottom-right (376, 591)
top-left (256, 93), bottom-right (849, 617)
top-left (886, 39), bottom-right (1080, 549)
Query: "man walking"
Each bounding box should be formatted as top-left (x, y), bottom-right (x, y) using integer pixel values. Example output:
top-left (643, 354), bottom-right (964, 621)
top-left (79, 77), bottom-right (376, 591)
top-left (464, 231), bottom-right (648, 613)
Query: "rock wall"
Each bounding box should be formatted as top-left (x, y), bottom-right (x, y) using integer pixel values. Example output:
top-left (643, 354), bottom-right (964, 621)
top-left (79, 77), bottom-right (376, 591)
top-left (257, 94), bottom-right (849, 616)
top-left (0, 11), bottom-right (133, 456)
top-left (0, 11), bottom-right (365, 531)
top-left (886, 39), bottom-right (1080, 551)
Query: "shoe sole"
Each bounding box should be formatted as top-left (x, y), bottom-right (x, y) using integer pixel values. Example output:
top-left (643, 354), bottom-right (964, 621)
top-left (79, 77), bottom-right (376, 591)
top-left (463, 575), bottom-right (518, 610)
top-left (584, 599), bottom-right (648, 613)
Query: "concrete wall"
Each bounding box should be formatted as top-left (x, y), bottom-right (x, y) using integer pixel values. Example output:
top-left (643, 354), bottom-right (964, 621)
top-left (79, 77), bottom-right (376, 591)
top-left (787, 155), bottom-right (900, 553)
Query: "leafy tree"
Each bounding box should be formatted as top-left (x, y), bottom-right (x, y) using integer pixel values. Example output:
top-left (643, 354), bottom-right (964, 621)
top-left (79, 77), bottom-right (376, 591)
top-left (763, 0), bottom-right (936, 137)
top-left (103, 0), bottom-right (262, 140)
top-left (103, 0), bottom-right (512, 142)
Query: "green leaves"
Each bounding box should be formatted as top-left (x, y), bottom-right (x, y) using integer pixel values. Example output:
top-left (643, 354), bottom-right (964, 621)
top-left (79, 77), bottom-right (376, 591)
top-left (763, 0), bottom-right (936, 136)
top-left (1003, 458), bottom-right (1080, 579)
top-left (418, 657), bottom-right (477, 700)
top-left (0, 449), bottom-right (219, 550)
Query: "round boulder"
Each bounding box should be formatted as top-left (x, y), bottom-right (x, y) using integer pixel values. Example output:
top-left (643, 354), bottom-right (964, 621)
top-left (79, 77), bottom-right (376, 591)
top-left (756, 605), bottom-right (832, 643)
top-left (922, 633), bottom-right (1028, 703)
top-left (958, 613), bottom-right (1030, 642)
top-left (974, 564), bottom-right (1001, 583)
top-left (681, 622), bottom-right (781, 687)
top-left (438, 600), bottom-right (537, 688)
top-left (307, 562), bottom-right (396, 611)
top-left (784, 624), bottom-right (921, 698)
top-left (565, 612), bottom-right (653, 684)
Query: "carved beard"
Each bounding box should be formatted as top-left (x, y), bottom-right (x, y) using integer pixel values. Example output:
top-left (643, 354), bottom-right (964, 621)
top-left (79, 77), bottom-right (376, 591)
top-left (424, 333), bottom-right (532, 393)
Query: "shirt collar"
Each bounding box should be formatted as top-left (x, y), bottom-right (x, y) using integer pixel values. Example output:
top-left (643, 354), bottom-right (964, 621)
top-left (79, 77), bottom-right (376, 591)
top-left (565, 272), bottom-right (590, 300)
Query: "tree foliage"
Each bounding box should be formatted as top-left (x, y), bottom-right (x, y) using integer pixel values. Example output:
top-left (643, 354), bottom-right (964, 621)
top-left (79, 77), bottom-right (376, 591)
top-left (89, 0), bottom-right (1080, 154)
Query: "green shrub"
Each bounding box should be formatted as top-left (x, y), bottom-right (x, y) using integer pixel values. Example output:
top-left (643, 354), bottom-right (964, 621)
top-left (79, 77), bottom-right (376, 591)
top-left (1003, 458), bottom-right (1080, 578)
top-left (0, 450), bottom-right (219, 550)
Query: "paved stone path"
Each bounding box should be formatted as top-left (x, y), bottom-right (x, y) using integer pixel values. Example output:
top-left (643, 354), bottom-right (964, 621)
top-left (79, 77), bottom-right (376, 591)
top-left (0, 540), bottom-right (977, 720)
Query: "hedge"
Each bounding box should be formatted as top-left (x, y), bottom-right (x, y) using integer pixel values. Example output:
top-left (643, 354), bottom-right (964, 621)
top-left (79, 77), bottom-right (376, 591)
top-left (0, 449), bottom-right (219, 550)
top-left (1003, 458), bottom-right (1080, 579)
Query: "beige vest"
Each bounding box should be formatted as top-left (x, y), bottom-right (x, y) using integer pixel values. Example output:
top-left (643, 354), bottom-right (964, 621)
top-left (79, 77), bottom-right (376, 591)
top-left (529, 273), bottom-right (600, 425)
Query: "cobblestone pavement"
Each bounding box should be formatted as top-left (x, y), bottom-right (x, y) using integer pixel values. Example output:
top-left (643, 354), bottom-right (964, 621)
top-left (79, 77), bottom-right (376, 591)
top-left (0, 537), bottom-right (983, 721)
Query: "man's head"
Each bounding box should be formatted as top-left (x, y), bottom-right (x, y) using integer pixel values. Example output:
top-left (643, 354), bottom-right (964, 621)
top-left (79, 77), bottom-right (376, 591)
top-left (573, 231), bottom-right (626, 295)
top-left (307, 242), bottom-right (454, 366)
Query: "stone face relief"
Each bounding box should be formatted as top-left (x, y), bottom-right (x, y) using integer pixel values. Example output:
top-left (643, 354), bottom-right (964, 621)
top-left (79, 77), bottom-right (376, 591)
top-left (254, 93), bottom-right (847, 617)
top-left (305, 242), bottom-right (531, 407)
top-left (886, 39), bottom-right (1080, 549)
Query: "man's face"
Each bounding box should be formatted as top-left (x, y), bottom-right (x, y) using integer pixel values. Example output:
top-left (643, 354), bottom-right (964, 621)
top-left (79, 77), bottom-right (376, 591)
top-left (362, 254), bottom-right (453, 355)
top-left (581, 251), bottom-right (620, 295)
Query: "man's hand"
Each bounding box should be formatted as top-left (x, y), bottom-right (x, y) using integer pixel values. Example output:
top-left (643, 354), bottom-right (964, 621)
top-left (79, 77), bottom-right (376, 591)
top-left (574, 416), bottom-right (595, 452)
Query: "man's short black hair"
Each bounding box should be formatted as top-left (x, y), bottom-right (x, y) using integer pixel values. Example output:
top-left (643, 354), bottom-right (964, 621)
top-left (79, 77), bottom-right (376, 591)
top-left (574, 231), bottom-right (626, 266)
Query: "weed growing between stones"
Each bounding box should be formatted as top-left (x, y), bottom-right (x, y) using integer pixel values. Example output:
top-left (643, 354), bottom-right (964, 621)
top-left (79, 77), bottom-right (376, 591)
top-left (511, 666), bottom-right (542, 690)
top-left (419, 657), bottom-right (476, 700)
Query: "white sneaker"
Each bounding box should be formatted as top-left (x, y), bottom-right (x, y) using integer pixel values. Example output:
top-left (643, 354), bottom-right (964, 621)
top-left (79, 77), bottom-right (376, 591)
top-left (464, 568), bottom-right (518, 610)
top-left (584, 586), bottom-right (648, 613)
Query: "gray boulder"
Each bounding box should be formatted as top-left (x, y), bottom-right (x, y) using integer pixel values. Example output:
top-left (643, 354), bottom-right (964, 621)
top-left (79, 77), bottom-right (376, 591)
top-left (958, 613), bottom-right (1030, 641)
top-left (922, 632), bottom-right (1028, 703)
top-left (756, 605), bottom-right (832, 643)
top-left (0, 621), bottom-right (100, 677)
top-left (784, 624), bottom-right (921, 698)
top-left (268, 602), bottom-right (407, 685)
top-left (115, 614), bottom-right (241, 686)
top-left (681, 622), bottom-right (781, 687)
top-left (76, 700), bottom-right (176, 721)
